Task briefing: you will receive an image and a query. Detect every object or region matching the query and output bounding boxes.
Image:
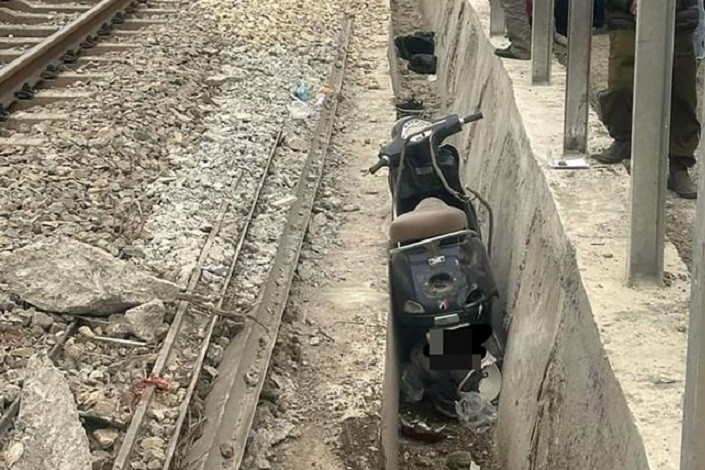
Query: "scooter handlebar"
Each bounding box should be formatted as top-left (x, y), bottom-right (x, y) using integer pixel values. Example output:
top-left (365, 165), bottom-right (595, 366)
top-left (460, 112), bottom-right (483, 125)
top-left (368, 155), bottom-right (390, 175)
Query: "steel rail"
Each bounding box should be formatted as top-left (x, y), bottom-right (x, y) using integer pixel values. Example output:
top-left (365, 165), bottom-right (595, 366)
top-left (112, 171), bottom-right (244, 470)
top-left (161, 129), bottom-right (284, 470)
top-left (0, 0), bottom-right (135, 113)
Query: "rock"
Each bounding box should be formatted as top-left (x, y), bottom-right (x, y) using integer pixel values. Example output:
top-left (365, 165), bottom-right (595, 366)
top-left (31, 311), bottom-right (54, 330)
top-left (10, 355), bottom-right (92, 470)
top-left (1, 238), bottom-right (180, 316)
top-left (92, 428), bottom-right (119, 450)
top-left (446, 451), bottom-right (474, 469)
top-left (4, 441), bottom-right (23, 467)
top-left (297, 264), bottom-right (314, 281)
top-left (105, 319), bottom-right (131, 338)
top-left (140, 436), bottom-right (165, 451)
top-left (246, 407), bottom-right (295, 468)
top-left (12, 347), bottom-right (33, 358)
top-left (124, 300), bottom-right (166, 342)
top-left (205, 74), bottom-right (240, 86)
top-left (92, 400), bottom-right (115, 417)
top-left (87, 370), bottom-right (105, 384)
top-left (256, 458), bottom-right (272, 470)
top-left (147, 460), bottom-right (162, 470)
top-left (0, 293), bottom-right (16, 312)
top-left (342, 204), bottom-right (360, 212)
top-left (286, 136), bottom-right (308, 152)
top-left (207, 344), bottom-right (224, 365)
top-left (78, 326), bottom-right (96, 338)
top-left (145, 447), bottom-right (165, 461)
top-left (309, 336), bottom-right (321, 346)
top-left (90, 450), bottom-right (112, 470)
top-left (121, 245), bottom-right (146, 259)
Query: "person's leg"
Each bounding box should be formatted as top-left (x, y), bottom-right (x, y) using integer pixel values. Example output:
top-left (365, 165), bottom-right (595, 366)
top-left (496, 0), bottom-right (532, 59)
top-left (694, 0), bottom-right (705, 61)
top-left (554, 0), bottom-right (568, 37)
top-left (593, 0), bottom-right (605, 27)
top-left (595, 29), bottom-right (635, 163)
top-left (668, 32), bottom-right (700, 199)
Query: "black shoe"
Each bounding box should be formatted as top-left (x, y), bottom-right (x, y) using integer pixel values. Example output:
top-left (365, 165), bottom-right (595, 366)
top-left (428, 381), bottom-right (459, 419)
top-left (593, 140), bottom-right (631, 164)
top-left (408, 54), bottom-right (437, 74)
top-left (668, 169), bottom-right (698, 199)
top-left (494, 46), bottom-right (530, 60)
top-left (430, 392), bottom-right (458, 419)
top-left (396, 98), bottom-right (424, 114)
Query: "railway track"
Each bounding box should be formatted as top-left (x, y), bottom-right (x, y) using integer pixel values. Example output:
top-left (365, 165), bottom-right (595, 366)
top-left (0, 0), bottom-right (176, 121)
top-left (0, 13), bottom-right (353, 470)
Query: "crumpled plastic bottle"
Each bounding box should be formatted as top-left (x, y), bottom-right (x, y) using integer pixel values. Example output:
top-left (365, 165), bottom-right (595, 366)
top-left (400, 363), bottom-right (425, 403)
top-left (293, 82), bottom-right (310, 101)
top-left (455, 391), bottom-right (497, 434)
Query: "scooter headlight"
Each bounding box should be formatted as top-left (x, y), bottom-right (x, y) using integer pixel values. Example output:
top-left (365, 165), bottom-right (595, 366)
top-left (403, 300), bottom-right (426, 314)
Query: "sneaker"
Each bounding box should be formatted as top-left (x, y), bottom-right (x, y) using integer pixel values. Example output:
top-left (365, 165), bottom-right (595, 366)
top-left (494, 46), bottom-right (530, 60)
top-left (593, 140), bottom-right (631, 164)
top-left (668, 169), bottom-right (698, 199)
top-left (554, 32), bottom-right (568, 47)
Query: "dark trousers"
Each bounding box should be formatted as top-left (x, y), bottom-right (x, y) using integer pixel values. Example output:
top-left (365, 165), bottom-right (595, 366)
top-left (554, 0), bottom-right (606, 36)
top-left (599, 30), bottom-right (700, 169)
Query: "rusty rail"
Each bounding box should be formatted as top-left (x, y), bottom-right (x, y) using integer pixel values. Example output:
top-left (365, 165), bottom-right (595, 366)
top-left (0, 0), bottom-right (135, 113)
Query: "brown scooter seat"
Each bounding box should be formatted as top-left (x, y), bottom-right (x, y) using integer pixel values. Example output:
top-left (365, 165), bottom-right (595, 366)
top-left (389, 198), bottom-right (468, 244)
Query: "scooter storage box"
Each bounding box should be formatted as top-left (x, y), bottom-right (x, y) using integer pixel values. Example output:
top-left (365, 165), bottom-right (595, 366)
top-left (390, 234), bottom-right (497, 327)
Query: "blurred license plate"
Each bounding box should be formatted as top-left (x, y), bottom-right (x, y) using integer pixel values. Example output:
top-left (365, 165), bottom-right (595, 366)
top-left (428, 326), bottom-right (472, 370)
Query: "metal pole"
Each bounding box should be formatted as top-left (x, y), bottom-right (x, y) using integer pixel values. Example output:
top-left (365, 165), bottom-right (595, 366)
top-left (489, 0), bottom-right (506, 36)
top-left (626, 0), bottom-right (676, 286)
top-left (563, 0), bottom-right (593, 154)
top-left (531, 0), bottom-right (555, 84)
top-left (680, 47), bottom-right (705, 470)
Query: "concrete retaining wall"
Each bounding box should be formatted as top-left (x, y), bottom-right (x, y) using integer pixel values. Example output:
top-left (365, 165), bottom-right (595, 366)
top-left (412, 1), bottom-right (690, 468)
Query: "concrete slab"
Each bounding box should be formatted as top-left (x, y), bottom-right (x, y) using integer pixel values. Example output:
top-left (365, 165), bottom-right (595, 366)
top-left (415, 1), bottom-right (690, 469)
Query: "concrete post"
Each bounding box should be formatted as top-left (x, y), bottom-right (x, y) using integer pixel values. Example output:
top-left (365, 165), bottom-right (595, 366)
top-left (563, 0), bottom-right (593, 154)
top-left (531, 0), bottom-right (554, 84)
top-left (489, 0), bottom-right (506, 36)
top-left (626, 0), bottom-right (676, 286)
top-left (680, 37), bottom-right (705, 470)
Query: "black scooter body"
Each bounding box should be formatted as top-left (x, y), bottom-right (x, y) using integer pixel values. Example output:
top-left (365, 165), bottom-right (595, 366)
top-left (376, 115), bottom-right (504, 367)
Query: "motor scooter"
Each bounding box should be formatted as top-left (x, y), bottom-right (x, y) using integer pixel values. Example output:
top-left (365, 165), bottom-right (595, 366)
top-left (368, 111), bottom-right (505, 421)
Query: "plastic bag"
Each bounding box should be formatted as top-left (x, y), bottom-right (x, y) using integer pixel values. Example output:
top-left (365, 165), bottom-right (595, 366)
top-left (455, 391), bottom-right (497, 434)
top-left (400, 363), bottom-right (425, 403)
top-left (288, 100), bottom-right (311, 120)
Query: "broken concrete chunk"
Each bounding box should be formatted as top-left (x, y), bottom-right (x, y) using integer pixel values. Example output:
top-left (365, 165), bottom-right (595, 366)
top-left (124, 300), bottom-right (166, 343)
top-left (1, 238), bottom-right (180, 316)
top-left (10, 355), bottom-right (92, 470)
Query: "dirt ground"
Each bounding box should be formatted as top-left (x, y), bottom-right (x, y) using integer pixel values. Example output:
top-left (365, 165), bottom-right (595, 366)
top-left (556, 34), bottom-right (702, 269)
